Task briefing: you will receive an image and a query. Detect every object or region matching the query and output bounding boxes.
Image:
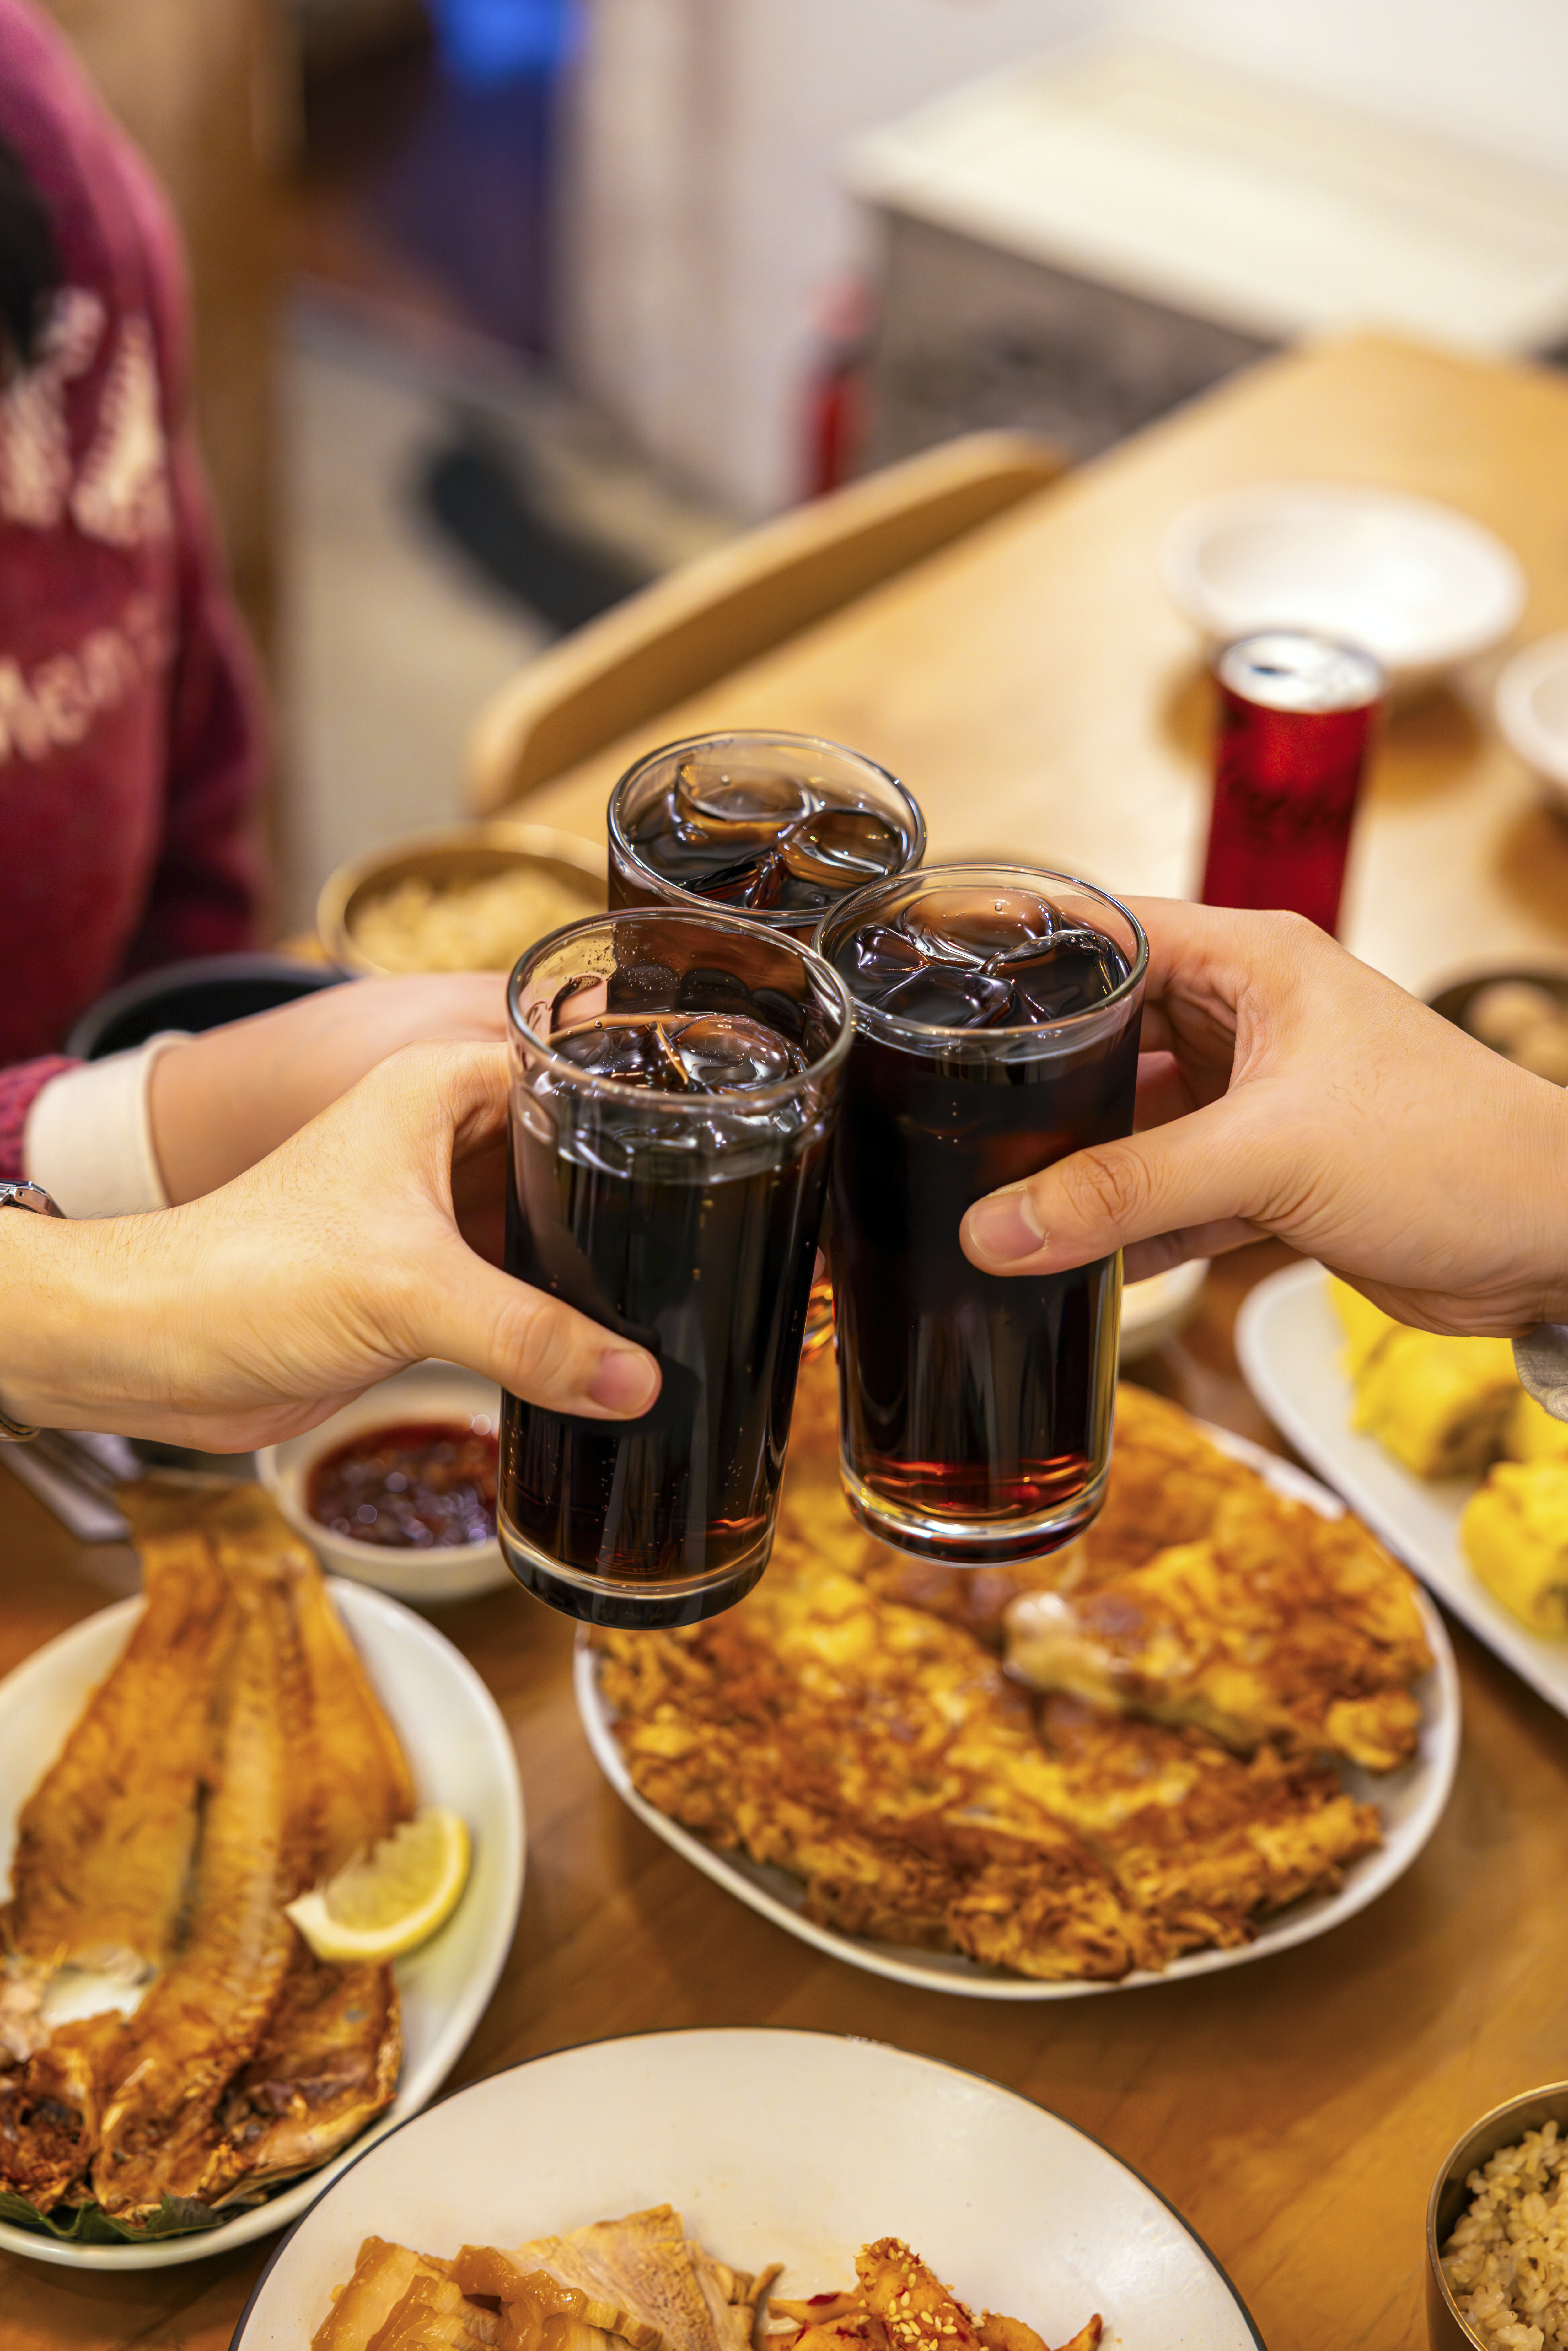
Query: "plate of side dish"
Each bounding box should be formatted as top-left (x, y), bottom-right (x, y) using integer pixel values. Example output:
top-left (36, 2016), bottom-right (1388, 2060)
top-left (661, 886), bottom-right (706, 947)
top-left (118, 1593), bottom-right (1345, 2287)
top-left (232, 2026), bottom-right (1263, 2350)
top-left (1237, 1256), bottom-right (1568, 1720)
top-left (574, 1363), bottom-right (1458, 2000)
top-left (0, 1488), bottom-right (524, 2270)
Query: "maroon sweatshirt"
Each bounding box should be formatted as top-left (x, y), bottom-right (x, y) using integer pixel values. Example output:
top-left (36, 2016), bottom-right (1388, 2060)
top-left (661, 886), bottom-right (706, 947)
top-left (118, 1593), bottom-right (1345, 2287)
top-left (0, 0), bottom-right (264, 1181)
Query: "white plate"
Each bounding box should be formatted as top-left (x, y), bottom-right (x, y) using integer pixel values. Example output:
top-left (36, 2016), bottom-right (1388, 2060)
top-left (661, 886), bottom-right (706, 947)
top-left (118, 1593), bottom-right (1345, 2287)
top-left (1161, 483), bottom-right (1524, 679)
top-left (1238, 1258), bottom-right (1568, 1720)
top-left (1497, 631), bottom-right (1568, 805)
top-left (232, 2027), bottom-right (1262, 2350)
top-left (256, 1360), bottom-right (510, 1602)
top-left (0, 1579), bottom-right (525, 2269)
top-left (575, 1433), bottom-right (1458, 2001)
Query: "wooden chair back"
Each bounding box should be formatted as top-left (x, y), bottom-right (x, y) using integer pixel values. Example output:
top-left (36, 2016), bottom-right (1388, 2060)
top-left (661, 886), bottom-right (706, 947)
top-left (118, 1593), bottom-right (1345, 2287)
top-left (465, 430), bottom-right (1066, 812)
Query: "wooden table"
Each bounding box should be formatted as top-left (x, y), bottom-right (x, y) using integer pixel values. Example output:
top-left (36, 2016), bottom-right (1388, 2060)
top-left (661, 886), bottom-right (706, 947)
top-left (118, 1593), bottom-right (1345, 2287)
top-left (517, 331), bottom-right (1568, 1000)
top-left (7, 1255), bottom-right (1568, 2351)
top-left (13, 332), bottom-right (1568, 2349)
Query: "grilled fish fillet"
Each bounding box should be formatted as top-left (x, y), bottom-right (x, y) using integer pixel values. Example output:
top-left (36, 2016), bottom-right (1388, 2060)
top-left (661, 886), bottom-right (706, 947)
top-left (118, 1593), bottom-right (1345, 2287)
top-left (204, 1955), bottom-right (402, 2205)
top-left (1005, 1482), bottom-right (1431, 1770)
top-left (2, 1486), bottom-right (410, 2227)
top-left (0, 2009), bottom-right (127, 2212)
top-left (193, 1490), bottom-right (406, 2207)
top-left (1, 1527), bottom-right (231, 1982)
top-left (0, 1529), bottom-right (233, 2210)
top-left (290, 1527), bottom-right (415, 1876)
top-left (92, 1552), bottom-right (314, 2218)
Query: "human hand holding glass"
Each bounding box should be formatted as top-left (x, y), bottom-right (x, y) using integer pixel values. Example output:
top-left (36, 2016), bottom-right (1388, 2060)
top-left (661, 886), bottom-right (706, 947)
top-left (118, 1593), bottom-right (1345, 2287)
top-left (960, 901), bottom-right (1568, 1339)
top-left (1, 1041), bottom-right (661, 1451)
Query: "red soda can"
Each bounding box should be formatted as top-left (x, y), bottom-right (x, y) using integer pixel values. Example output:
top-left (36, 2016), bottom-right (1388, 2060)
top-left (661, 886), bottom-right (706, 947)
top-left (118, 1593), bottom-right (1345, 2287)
top-left (1200, 630), bottom-right (1383, 935)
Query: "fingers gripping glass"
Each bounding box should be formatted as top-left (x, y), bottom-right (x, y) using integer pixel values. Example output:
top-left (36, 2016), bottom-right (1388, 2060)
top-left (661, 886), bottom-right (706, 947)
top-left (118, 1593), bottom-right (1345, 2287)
top-left (816, 866), bottom-right (1147, 1566)
top-left (499, 907), bottom-right (853, 1627)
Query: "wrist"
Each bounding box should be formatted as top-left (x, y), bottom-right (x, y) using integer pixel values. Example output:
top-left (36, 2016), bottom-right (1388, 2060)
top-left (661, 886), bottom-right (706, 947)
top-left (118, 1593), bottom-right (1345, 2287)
top-left (0, 1209), bottom-right (167, 1429)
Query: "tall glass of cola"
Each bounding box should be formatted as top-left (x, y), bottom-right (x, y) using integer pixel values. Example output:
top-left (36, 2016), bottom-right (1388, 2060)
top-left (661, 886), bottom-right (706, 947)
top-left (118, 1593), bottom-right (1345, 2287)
top-left (500, 906), bottom-right (852, 1627)
top-left (817, 865), bottom-right (1147, 1565)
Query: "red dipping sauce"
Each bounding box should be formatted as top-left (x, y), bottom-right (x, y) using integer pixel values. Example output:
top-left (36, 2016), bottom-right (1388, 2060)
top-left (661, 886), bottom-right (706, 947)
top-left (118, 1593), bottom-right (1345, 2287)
top-left (306, 1419), bottom-right (499, 1549)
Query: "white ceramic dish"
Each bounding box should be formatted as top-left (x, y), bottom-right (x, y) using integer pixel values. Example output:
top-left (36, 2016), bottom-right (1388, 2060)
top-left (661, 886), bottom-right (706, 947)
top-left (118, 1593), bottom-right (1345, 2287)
top-left (1496, 632), bottom-right (1568, 804)
top-left (257, 1360), bottom-right (509, 1602)
top-left (1119, 1258), bottom-right (1209, 1362)
top-left (1238, 1258), bottom-right (1568, 1720)
top-left (0, 1579), bottom-right (525, 2270)
top-left (576, 1431), bottom-right (1458, 2000)
top-left (232, 2027), bottom-right (1263, 2350)
top-left (1161, 483), bottom-right (1525, 680)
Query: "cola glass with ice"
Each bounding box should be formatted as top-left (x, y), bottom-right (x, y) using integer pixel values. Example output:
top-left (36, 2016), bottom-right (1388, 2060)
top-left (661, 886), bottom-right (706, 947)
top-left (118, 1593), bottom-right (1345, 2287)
top-left (817, 866), bottom-right (1147, 1565)
top-left (500, 906), bottom-right (852, 1627)
top-left (609, 731), bottom-right (924, 1351)
top-left (608, 731), bottom-right (926, 938)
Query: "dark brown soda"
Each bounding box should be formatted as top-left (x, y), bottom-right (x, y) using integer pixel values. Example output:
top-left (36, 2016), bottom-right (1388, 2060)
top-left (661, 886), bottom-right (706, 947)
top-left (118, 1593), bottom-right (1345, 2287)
top-left (612, 754), bottom-right (915, 927)
top-left (827, 885), bottom-right (1139, 1559)
top-left (500, 970), bottom-right (832, 1623)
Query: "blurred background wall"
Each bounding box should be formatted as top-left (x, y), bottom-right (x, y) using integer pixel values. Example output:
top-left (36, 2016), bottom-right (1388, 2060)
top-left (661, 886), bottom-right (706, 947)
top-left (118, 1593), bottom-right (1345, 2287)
top-left (562, 0), bottom-right (1568, 516)
top-left (558, 0), bottom-right (1102, 516)
top-left (27, 0), bottom-right (1568, 926)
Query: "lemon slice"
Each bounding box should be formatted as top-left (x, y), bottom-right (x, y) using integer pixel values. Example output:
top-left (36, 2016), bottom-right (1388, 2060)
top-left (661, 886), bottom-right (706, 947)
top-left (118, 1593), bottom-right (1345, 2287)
top-left (286, 1808), bottom-right (471, 1962)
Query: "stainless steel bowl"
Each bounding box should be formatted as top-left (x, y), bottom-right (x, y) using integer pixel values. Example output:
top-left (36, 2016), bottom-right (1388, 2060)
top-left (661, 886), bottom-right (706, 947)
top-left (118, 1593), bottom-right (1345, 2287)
top-left (318, 820), bottom-right (607, 976)
top-left (1427, 2080), bottom-right (1568, 2347)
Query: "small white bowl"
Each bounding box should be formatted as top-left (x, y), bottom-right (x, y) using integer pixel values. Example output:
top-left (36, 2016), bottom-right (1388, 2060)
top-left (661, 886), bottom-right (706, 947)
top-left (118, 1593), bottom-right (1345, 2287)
top-left (257, 1361), bottom-right (510, 1603)
top-left (1162, 482), bottom-right (1525, 682)
top-left (1496, 632), bottom-right (1568, 805)
top-left (1119, 1257), bottom-right (1209, 1362)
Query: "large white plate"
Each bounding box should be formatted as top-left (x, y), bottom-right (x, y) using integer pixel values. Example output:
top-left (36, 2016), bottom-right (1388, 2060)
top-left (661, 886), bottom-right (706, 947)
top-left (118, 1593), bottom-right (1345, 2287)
top-left (233, 2027), bottom-right (1263, 2350)
top-left (575, 1432), bottom-right (1458, 2000)
top-left (0, 1579), bottom-right (525, 2270)
top-left (1238, 1257), bottom-right (1568, 1719)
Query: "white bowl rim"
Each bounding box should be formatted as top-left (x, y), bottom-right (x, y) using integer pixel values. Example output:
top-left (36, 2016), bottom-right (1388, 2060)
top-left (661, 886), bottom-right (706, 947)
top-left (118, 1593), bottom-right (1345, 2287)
top-left (227, 2025), bottom-right (1266, 2350)
top-left (1496, 632), bottom-right (1568, 788)
top-left (1120, 1255), bottom-right (1210, 1326)
top-left (1160, 479), bottom-right (1526, 670)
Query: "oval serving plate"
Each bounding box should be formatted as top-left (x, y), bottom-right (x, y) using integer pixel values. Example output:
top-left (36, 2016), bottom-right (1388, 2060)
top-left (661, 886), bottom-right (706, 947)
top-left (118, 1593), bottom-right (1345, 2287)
top-left (575, 1431), bottom-right (1458, 1999)
top-left (0, 1580), bottom-right (524, 2270)
top-left (233, 2027), bottom-right (1263, 2350)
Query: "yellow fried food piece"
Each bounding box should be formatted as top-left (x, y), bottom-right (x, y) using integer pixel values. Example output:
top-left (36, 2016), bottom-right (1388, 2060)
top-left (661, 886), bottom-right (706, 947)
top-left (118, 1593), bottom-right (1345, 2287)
top-left (1462, 1462), bottom-right (1568, 1634)
top-left (1501, 1389), bottom-right (1568, 1465)
top-left (1351, 1328), bottom-right (1519, 1477)
top-left (1328, 1276), bottom-right (1403, 1380)
top-left (1328, 1274), bottom-right (1521, 1477)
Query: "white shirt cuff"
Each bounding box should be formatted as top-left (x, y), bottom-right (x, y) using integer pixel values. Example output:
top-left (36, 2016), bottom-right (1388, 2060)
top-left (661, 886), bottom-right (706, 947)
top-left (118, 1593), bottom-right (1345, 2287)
top-left (22, 1033), bottom-right (188, 1217)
